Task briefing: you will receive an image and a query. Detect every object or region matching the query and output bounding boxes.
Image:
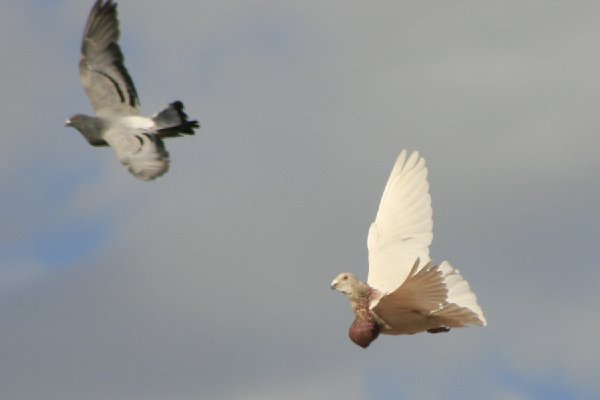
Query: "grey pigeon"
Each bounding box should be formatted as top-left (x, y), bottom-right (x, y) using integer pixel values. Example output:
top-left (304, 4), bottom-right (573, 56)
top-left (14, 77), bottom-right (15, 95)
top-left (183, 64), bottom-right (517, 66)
top-left (331, 150), bottom-right (486, 348)
top-left (66, 0), bottom-right (199, 180)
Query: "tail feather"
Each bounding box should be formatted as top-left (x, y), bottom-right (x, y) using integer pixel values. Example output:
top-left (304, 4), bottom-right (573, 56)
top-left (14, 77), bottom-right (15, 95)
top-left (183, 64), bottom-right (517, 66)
top-left (153, 101), bottom-right (200, 138)
top-left (438, 261), bottom-right (487, 326)
top-left (431, 303), bottom-right (484, 327)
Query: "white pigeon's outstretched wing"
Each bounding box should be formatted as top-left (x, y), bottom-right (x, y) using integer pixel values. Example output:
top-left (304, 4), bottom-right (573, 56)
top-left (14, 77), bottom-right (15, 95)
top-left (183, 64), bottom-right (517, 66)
top-left (367, 150), bottom-right (433, 294)
top-left (79, 0), bottom-right (140, 117)
top-left (103, 128), bottom-right (169, 181)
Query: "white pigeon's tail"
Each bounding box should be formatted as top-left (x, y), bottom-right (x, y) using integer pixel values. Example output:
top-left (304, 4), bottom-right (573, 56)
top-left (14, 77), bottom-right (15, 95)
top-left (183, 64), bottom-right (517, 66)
top-left (432, 261), bottom-right (487, 327)
top-left (153, 101), bottom-right (200, 138)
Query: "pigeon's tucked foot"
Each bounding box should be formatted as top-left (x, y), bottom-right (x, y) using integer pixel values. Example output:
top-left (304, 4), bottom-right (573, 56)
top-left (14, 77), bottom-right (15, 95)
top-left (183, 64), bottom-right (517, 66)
top-left (153, 101), bottom-right (200, 137)
top-left (427, 327), bottom-right (450, 334)
top-left (349, 317), bottom-right (380, 348)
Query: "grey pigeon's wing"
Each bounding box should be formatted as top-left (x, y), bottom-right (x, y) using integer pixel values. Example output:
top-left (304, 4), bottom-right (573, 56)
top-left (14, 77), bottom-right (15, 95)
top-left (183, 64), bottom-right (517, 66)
top-left (103, 128), bottom-right (170, 181)
top-left (79, 0), bottom-right (140, 117)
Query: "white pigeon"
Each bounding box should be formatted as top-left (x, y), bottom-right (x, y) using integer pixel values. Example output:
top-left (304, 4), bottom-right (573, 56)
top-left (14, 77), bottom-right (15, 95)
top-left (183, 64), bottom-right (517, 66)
top-left (65, 0), bottom-right (199, 181)
top-left (331, 150), bottom-right (486, 348)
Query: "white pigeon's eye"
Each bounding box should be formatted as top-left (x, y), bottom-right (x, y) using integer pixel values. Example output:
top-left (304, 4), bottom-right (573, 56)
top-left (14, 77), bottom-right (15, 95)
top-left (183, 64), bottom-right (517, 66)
top-left (342, 275), bottom-right (348, 281)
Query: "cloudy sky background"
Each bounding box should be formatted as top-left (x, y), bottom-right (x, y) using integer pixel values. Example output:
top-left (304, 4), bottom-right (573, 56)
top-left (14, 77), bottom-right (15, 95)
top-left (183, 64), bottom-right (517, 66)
top-left (1, 1), bottom-right (599, 399)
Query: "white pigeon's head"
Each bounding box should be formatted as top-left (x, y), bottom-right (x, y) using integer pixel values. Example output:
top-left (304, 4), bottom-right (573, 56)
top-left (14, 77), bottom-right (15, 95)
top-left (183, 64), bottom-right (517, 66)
top-left (330, 273), bottom-right (361, 295)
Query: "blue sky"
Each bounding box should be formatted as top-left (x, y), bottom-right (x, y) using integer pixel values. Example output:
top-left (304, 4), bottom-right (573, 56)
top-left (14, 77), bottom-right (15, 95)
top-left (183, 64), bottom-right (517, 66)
top-left (1, 1), bottom-right (599, 399)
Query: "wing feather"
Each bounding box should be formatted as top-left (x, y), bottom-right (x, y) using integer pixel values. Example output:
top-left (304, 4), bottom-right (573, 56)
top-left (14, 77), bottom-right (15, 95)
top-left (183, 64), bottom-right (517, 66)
top-left (79, 0), bottom-right (139, 117)
top-left (103, 128), bottom-right (169, 181)
top-left (373, 260), bottom-right (447, 311)
top-left (367, 150), bottom-right (433, 294)
top-left (370, 260), bottom-right (447, 335)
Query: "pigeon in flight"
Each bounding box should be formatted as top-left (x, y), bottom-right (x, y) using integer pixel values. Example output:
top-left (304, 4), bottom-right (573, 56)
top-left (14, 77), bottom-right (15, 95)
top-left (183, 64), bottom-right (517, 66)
top-left (66, 0), bottom-right (199, 180)
top-left (331, 150), bottom-right (486, 348)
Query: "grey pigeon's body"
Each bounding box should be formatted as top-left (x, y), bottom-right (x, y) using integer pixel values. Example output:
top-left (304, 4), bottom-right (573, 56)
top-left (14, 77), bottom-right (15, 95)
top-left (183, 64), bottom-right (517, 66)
top-left (66, 0), bottom-right (199, 180)
top-left (331, 150), bottom-right (486, 348)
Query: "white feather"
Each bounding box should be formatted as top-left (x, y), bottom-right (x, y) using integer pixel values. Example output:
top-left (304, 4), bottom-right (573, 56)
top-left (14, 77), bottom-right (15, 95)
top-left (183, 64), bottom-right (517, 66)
top-left (118, 116), bottom-right (155, 130)
top-left (367, 150), bottom-right (433, 294)
top-left (438, 261), bottom-right (487, 326)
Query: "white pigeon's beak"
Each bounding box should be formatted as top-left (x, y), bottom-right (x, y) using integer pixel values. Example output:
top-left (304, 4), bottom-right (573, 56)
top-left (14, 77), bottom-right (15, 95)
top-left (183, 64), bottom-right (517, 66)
top-left (64, 119), bottom-right (72, 127)
top-left (330, 279), bottom-right (338, 290)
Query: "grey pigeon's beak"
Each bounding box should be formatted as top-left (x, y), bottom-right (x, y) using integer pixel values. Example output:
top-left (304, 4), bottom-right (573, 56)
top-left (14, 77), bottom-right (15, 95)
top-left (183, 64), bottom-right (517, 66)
top-left (65, 119), bottom-right (72, 127)
top-left (330, 279), bottom-right (338, 290)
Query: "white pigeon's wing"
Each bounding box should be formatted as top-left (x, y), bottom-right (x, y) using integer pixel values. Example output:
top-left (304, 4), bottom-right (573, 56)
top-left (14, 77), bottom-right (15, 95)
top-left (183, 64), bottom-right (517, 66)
top-left (371, 260), bottom-right (486, 335)
top-left (79, 0), bottom-right (140, 117)
top-left (370, 260), bottom-right (447, 334)
top-left (103, 128), bottom-right (170, 181)
top-left (367, 150), bottom-right (433, 294)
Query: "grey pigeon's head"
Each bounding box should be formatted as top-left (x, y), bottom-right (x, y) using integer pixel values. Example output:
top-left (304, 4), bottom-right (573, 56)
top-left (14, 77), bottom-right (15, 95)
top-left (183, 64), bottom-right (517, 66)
top-left (65, 114), bottom-right (106, 146)
top-left (65, 114), bottom-right (93, 130)
top-left (331, 273), bottom-right (362, 295)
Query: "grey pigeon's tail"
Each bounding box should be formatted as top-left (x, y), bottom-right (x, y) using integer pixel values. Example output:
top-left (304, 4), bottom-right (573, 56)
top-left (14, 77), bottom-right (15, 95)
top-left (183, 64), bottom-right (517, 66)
top-left (153, 101), bottom-right (200, 138)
